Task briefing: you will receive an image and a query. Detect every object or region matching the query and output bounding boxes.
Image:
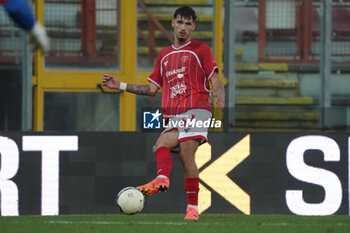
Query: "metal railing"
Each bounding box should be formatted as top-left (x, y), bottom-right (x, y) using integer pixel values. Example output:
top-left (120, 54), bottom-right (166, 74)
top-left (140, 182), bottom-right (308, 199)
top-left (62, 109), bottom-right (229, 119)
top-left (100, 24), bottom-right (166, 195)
top-left (137, 0), bottom-right (173, 64)
top-left (257, 0), bottom-right (350, 64)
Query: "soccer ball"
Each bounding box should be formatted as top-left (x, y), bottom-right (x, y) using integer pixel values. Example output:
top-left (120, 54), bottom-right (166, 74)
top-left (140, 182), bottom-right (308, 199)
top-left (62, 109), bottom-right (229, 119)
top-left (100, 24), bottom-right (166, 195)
top-left (116, 187), bottom-right (145, 214)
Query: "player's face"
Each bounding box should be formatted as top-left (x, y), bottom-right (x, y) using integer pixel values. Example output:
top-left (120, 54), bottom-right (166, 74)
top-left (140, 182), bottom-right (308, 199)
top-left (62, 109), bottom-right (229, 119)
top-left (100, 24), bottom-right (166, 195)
top-left (172, 15), bottom-right (196, 44)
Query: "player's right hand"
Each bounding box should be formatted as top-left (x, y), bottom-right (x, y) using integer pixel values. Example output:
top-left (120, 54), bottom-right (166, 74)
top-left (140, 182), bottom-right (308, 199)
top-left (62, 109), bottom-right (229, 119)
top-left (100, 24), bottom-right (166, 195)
top-left (102, 74), bottom-right (121, 89)
top-left (29, 22), bottom-right (49, 53)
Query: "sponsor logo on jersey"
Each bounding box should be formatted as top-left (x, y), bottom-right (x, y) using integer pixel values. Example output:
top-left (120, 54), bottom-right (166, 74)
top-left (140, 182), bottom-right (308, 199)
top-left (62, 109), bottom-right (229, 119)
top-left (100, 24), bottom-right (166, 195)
top-left (170, 83), bottom-right (186, 98)
top-left (181, 56), bottom-right (189, 63)
top-left (166, 66), bottom-right (186, 78)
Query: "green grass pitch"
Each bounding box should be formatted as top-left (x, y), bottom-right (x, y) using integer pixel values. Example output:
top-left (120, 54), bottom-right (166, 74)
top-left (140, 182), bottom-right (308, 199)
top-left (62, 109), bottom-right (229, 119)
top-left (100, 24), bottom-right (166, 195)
top-left (1, 214), bottom-right (350, 233)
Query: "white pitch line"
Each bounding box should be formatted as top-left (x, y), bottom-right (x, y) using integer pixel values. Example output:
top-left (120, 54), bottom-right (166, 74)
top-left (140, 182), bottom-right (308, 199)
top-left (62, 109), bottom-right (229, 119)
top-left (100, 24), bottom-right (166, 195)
top-left (45, 220), bottom-right (199, 226)
top-left (44, 220), bottom-right (349, 227)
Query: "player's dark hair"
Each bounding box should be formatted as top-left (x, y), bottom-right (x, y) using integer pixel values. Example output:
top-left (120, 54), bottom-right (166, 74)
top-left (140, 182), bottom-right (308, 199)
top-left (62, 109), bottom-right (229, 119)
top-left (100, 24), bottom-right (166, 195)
top-left (174, 6), bottom-right (196, 22)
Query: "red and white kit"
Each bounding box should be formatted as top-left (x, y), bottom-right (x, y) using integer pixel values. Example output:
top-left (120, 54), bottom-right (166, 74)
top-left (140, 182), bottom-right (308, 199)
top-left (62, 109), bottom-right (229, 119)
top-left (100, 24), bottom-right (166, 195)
top-left (147, 39), bottom-right (218, 118)
top-left (162, 108), bottom-right (212, 145)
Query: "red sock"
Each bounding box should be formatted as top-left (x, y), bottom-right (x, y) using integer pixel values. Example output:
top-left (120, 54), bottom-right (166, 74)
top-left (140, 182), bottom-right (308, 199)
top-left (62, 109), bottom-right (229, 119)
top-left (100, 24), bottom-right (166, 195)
top-left (155, 147), bottom-right (173, 177)
top-left (184, 178), bottom-right (199, 206)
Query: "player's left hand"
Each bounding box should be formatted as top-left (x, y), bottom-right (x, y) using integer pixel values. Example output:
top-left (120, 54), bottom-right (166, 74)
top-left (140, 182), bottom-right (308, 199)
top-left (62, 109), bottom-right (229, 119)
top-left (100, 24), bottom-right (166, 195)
top-left (210, 72), bottom-right (225, 109)
top-left (213, 91), bottom-right (225, 109)
top-left (29, 22), bottom-right (49, 53)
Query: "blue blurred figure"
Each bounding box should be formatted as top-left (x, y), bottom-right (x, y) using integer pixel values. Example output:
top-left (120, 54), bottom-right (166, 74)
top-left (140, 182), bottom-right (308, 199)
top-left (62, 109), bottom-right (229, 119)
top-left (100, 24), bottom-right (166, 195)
top-left (1, 0), bottom-right (49, 53)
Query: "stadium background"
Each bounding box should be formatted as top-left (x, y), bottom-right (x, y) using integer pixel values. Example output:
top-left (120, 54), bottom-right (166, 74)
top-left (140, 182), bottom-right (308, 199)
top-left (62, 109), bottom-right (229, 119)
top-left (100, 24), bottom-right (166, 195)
top-left (1, 0), bottom-right (350, 216)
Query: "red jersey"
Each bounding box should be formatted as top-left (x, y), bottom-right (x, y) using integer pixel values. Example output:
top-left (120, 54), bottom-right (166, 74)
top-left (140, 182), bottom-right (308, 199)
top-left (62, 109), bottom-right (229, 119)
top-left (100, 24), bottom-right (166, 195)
top-left (147, 39), bottom-right (218, 118)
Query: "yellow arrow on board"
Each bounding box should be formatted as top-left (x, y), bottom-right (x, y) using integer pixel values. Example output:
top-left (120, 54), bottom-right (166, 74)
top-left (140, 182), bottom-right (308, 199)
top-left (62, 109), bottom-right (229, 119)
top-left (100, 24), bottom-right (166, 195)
top-left (199, 135), bottom-right (251, 214)
top-left (195, 143), bottom-right (212, 214)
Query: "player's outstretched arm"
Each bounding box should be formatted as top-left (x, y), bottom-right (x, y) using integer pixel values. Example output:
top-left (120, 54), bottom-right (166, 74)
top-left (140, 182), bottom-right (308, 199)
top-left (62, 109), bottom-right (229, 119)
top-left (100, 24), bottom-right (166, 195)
top-left (210, 71), bottom-right (225, 109)
top-left (102, 74), bottom-right (159, 96)
top-left (126, 83), bottom-right (159, 96)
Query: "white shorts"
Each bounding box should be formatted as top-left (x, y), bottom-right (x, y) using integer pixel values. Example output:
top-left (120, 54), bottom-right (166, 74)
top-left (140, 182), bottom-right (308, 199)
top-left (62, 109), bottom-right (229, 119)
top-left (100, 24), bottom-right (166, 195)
top-left (161, 108), bottom-right (212, 145)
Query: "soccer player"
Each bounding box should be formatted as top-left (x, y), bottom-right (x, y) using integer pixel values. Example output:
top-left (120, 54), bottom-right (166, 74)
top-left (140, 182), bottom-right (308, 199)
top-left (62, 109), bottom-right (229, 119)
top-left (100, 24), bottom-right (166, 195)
top-left (1, 0), bottom-right (49, 52)
top-left (102, 6), bottom-right (225, 220)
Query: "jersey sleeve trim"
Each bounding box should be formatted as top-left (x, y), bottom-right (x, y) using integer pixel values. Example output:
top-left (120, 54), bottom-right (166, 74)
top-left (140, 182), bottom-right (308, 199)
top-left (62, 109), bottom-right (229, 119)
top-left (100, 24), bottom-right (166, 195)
top-left (207, 66), bottom-right (218, 80)
top-left (147, 77), bottom-right (162, 88)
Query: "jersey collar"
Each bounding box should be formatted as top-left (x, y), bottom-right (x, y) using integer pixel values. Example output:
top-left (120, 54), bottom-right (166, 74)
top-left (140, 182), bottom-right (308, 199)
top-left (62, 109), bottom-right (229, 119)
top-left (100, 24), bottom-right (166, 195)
top-left (172, 40), bottom-right (192, 50)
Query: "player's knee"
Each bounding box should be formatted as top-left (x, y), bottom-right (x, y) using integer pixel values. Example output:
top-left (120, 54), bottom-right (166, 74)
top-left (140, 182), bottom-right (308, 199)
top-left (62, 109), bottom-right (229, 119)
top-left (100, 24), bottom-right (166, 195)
top-left (153, 144), bottom-right (172, 153)
top-left (153, 145), bottom-right (161, 153)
